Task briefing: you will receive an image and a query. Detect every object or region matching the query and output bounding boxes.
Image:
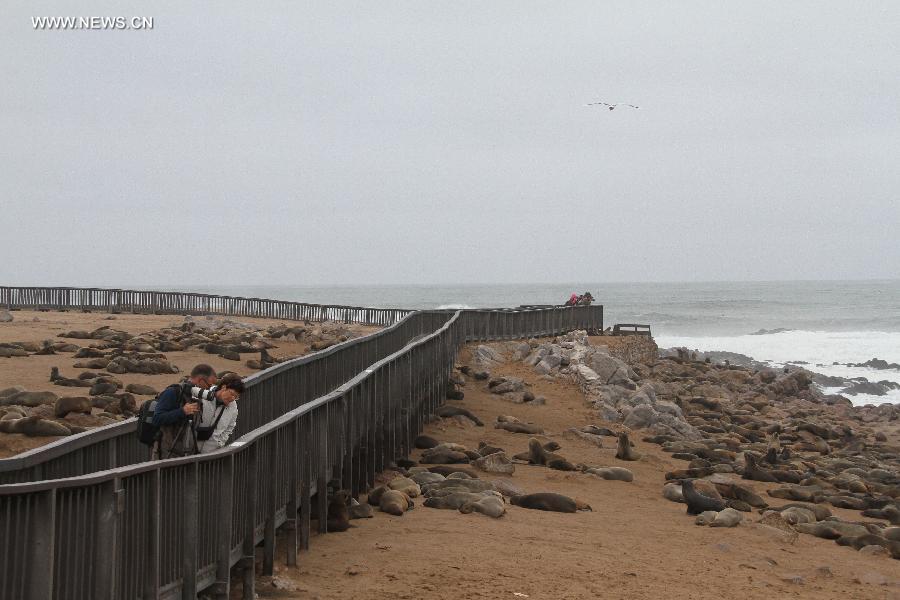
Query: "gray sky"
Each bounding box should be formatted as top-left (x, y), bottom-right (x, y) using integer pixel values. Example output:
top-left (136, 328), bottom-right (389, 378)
top-left (2, 2), bottom-right (898, 286)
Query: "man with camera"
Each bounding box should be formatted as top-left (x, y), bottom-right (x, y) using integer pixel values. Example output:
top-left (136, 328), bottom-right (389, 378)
top-left (151, 363), bottom-right (241, 459)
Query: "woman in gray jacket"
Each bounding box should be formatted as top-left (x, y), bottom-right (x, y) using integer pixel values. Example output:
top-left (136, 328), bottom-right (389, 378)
top-left (197, 373), bottom-right (244, 453)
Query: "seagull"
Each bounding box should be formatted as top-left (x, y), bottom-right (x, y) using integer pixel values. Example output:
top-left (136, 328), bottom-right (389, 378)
top-left (586, 102), bottom-right (639, 111)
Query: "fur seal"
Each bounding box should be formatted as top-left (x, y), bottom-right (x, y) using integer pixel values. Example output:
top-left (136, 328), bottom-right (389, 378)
top-left (767, 502), bottom-right (831, 521)
top-left (477, 442), bottom-right (505, 456)
top-left (510, 493), bottom-right (591, 513)
top-left (741, 453), bottom-right (779, 483)
top-left (861, 505), bottom-right (900, 525)
top-left (349, 500), bottom-right (373, 519)
top-left (663, 483), bottom-right (685, 503)
top-left (415, 434), bottom-right (441, 449)
top-left (709, 507), bottom-right (742, 528)
top-left (421, 448), bottom-right (469, 464)
top-left (388, 477), bottom-right (421, 498)
top-left (494, 421), bottom-right (544, 435)
top-left (459, 495), bottom-right (506, 518)
top-left (695, 511), bottom-right (718, 525)
top-left (780, 506), bottom-right (817, 525)
top-left (7, 416), bottom-right (71, 437)
top-left (422, 478), bottom-right (494, 494)
top-left (424, 491), bottom-right (499, 510)
top-left (326, 490), bottom-right (352, 532)
top-left (794, 522), bottom-right (842, 540)
top-left (53, 396), bottom-right (92, 418)
top-left (379, 490), bottom-right (413, 516)
top-left (427, 465), bottom-right (478, 478)
top-left (436, 406), bottom-right (483, 426)
top-left (583, 466), bottom-right (634, 482)
top-left (681, 480), bottom-right (726, 515)
top-left (515, 438), bottom-right (577, 471)
top-left (615, 432), bottom-right (641, 461)
top-left (410, 472), bottom-right (445, 486)
top-left (367, 486), bottom-right (388, 506)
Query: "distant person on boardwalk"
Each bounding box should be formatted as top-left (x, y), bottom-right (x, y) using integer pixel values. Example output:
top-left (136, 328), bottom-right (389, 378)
top-left (564, 293), bottom-right (579, 307)
top-left (577, 292), bottom-right (595, 306)
top-left (197, 372), bottom-right (245, 453)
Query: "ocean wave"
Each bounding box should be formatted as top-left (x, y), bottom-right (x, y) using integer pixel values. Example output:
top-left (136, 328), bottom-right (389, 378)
top-left (436, 303), bottom-right (473, 310)
top-left (656, 330), bottom-right (900, 406)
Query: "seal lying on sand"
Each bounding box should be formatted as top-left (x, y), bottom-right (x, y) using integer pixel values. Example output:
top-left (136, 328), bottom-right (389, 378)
top-left (682, 480), bottom-right (726, 515)
top-left (495, 421), bottom-right (544, 435)
top-left (379, 490), bottom-right (413, 516)
top-left (427, 465), bottom-right (479, 478)
top-left (510, 493), bottom-right (591, 513)
top-left (513, 438), bottom-right (576, 471)
top-left (436, 406), bottom-right (483, 426)
top-left (615, 432), bottom-right (641, 461)
top-left (415, 434), bottom-right (441, 449)
top-left (582, 466), bottom-right (634, 482)
top-left (424, 491), bottom-right (500, 510)
top-left (460, 495), bottom-right (506, 518)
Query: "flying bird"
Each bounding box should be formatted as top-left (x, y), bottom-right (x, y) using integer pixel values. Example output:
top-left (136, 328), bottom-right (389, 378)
top-left (586, 102), bottom-right (639, 111)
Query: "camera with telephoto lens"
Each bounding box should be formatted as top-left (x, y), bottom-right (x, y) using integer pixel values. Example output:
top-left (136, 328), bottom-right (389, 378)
top-left (188, 385), bottom-right (222, 404)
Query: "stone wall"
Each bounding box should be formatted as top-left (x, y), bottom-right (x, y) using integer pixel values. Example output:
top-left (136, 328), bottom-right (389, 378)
top-left (589, 335), bottom-right (658, 366)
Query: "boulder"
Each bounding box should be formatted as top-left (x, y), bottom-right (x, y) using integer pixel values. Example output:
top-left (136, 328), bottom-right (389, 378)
top-left (473, 345), bottom-right (503, 366)
top-left (0, 310), bottom-right (13, 323)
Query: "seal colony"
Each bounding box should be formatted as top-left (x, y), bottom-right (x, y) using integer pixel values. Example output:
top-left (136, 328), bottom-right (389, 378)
top-left (254, 331), bottom-right (900, 597)
top-left (0, 310), bottom-right (375, 455)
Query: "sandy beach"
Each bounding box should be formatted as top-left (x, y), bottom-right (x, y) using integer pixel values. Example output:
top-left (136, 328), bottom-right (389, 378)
top-left (242, 339), bottom-right (899, 600)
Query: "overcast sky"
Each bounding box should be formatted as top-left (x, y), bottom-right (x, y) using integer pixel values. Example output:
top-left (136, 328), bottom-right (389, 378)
top-left (2, 2), bottom-right (898, 286)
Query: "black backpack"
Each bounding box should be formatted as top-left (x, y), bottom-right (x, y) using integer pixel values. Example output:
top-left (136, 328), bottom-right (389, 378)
top-left (136, 384), bottom-right (185, 446)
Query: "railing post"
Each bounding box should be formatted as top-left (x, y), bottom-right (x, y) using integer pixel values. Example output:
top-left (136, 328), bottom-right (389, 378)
top-left (262, 437), bottom-right (277, 575)
top-left (285, 418), bottom-right (300, 566)
top-left (26, 489), bottom-right (56, 599)
top-left (96, 478), bottom-right (123, 599)
top-left (213, 455), bottom-right (234, 599)
top-left (182, 462), bottom-right (199, 600)
top-left (242, 445), bottom-right (258, 600)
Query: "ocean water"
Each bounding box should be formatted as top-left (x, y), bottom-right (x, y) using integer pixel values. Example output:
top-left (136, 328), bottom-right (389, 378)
top-left (164, 281), bottom-right (900, 406)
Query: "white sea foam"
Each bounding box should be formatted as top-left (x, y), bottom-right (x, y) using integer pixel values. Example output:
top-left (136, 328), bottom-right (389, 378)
top-left (436, 303), bottom-right (474, 310)
top-left (656, 330), bottom-right (900, 406)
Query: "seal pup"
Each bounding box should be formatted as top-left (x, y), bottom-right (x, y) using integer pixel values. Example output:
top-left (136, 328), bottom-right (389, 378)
top-left (695, 511), bottom-right (718, 526)
top-left (379, 490), bottom-right (413, 516)
top-left (662, 483), bottom-right (685, 503)
top-left (495, 421), bottom-right (544, 435)
top-left (348, 499), bottom-right (374, 520)
top-left (326, 490), bottom-right (352, 532)
top-left (509, 493), bottom-right (591, 513)
top-left (681, 480), bottom-right (726, 515)
top-left (436, 406), bottom-right (483, 426)
top-left (709, 508), bottom-right (742, 528)
top-left (460, 496), bottom-right (506, 518)
top-left (582, 466), bottom-right (634, 482)
top-left (615, 432), bottom-right (640, 461)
